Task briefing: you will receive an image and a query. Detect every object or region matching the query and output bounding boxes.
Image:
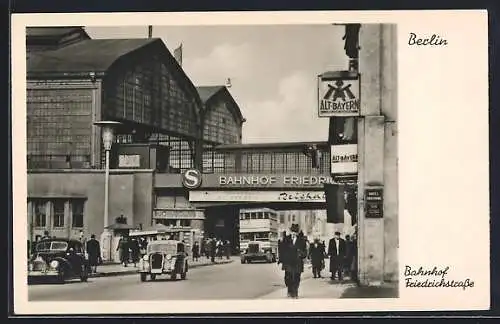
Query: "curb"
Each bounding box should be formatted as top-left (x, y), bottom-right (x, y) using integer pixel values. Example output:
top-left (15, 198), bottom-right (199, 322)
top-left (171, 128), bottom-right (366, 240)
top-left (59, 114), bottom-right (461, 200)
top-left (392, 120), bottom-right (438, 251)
top-left (91, 259), bottom-right (234, 278)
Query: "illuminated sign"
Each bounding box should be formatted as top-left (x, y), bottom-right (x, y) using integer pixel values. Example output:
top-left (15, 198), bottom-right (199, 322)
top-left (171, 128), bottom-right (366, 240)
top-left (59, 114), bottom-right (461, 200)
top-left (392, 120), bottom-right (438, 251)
top-left (182, 169), bottom-right (202, 189)
top-left (318, 76), bottom-right (360, 117)
top-left (118, 154), bottom-right (141, 168)
top-left (331, 144), bottom-right (358, 174)
top-left (189, 190), bottom-right (326, 203)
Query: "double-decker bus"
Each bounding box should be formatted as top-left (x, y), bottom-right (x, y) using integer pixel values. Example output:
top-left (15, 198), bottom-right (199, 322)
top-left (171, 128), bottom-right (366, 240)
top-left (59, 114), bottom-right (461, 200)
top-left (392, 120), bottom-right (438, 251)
top-left (239, 207), bottom-right (279, 263)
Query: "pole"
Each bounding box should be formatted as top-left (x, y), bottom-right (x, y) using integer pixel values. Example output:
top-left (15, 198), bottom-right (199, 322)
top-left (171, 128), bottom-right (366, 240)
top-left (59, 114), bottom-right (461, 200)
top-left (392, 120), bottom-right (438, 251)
top-left (103, 149), bottom-right (111, 261)
top-left (104, 149), bottom-right (110, 230)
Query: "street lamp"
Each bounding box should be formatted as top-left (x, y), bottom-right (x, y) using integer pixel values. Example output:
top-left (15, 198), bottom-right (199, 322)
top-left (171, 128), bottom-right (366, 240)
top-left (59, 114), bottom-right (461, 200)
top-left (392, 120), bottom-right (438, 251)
top-left (94, 120), bottom-right (121, 262)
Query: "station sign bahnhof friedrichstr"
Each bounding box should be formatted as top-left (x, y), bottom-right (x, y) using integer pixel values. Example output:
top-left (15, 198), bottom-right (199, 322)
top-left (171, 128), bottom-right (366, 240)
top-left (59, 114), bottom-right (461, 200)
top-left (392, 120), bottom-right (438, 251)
top-left (154, 171), bottom-right (355, 203)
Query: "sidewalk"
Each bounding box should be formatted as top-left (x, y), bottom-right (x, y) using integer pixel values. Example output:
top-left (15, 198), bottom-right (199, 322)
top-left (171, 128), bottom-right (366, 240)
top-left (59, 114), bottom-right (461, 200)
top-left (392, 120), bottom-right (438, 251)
top-left (92, 256), bottom-right (235, 278)
top-left (262, 274), bottom-right (398, 299)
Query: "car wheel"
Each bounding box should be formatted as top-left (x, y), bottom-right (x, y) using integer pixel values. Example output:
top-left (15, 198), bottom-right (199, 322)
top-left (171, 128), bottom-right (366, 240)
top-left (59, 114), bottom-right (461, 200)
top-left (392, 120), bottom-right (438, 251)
top-left (80, 265), bottom-right (88, 282)
top-left (170, 273), bottom-right (177, 280)
top-left (150, 274), bottom-right (156, 281)
top-left (140, 273), bottom-right (147, 282)
top-left (57, 269), bottom-right (65, 284)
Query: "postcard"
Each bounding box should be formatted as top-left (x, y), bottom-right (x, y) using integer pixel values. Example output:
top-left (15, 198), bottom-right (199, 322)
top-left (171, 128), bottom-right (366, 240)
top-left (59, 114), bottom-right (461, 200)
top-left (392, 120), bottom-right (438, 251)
top-left (11, 10), bottom-right (489, 314)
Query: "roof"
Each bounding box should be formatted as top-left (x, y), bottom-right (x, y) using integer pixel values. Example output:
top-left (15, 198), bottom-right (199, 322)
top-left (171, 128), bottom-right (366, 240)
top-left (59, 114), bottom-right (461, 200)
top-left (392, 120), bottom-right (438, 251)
top-left (28, 38), bottom-right (159, 74)
top-left (240, 207), bottom-right (277, 213)
top-left (214, 141), bottom-right (329, 151)
top-left (37, 238), bottom-right (80, 243)
top-left (196, 85), bottom-right (245, 124)
top-left (27, 27), bottom-right (86, 38)
top-left (197, 86), bottom-right (225, 104)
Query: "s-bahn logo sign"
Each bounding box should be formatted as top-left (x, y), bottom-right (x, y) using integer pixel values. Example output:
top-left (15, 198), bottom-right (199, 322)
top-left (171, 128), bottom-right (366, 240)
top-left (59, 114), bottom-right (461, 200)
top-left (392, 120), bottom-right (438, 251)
top-left (318, 78), bottom-right (360, 117)
top-left (182, 169), bottom-right (202, 189)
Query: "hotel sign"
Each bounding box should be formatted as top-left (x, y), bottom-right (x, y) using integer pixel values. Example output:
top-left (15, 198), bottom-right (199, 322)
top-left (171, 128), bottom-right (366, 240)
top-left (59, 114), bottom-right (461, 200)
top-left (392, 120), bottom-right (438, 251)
top-left (153, 209), bottom-right (205, 220)
top-left (318, 73), bottom-right (360, 117)
top-left (331, 144), bottom-right (358, 175)
top-left (365, 188), bottom-right (383, 218)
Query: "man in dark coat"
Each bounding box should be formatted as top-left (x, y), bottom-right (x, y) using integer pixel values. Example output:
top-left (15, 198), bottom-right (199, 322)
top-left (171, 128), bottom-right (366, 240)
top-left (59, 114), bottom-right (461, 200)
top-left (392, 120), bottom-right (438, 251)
top-left (308, 238), bottom-right (326, 278)
top-left (210, 237), bottom-right (217, 263)
top-left (328, 231), bottom-right (346, 280)
top-left (86, 234), bottom-right (101, 274)
top-left (280, 224), bottom-right (307, 298)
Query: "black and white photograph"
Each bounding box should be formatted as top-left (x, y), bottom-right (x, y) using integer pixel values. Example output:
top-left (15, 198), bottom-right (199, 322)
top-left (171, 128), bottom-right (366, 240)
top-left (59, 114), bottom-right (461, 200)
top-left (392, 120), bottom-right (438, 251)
top-left (11, 11), bottom-right (489, 314)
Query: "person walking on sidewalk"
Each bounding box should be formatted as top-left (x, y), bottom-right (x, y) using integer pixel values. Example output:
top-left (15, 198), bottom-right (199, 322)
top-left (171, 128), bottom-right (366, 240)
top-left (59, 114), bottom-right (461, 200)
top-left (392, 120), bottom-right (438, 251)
top-left (309, 238), bottom-right (326, 278)
top-left (280, 223), bottom-right (307, 298)
top-left (210, 237), bottom-right (217, 263)
top-left (192, 241), bottom-right (200, 262)
top-left (328, 231), bottom-right (346, 281)
top-left (86, 234), bottom-right (101, 274)
top-left (117, 235), bottom-right (130, 267)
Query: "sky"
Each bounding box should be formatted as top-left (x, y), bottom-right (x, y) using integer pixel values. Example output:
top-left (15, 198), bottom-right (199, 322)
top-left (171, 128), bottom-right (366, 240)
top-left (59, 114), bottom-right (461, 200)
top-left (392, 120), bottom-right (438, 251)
top-left (85, 25), bottom-right (348, 143)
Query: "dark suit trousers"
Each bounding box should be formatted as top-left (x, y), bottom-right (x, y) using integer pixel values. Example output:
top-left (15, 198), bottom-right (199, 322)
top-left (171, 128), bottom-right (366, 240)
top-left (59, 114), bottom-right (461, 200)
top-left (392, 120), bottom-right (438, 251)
top-left (330, 257), bottom-right (343, 279)
top-left (285, 270), bottom-right (301, 295)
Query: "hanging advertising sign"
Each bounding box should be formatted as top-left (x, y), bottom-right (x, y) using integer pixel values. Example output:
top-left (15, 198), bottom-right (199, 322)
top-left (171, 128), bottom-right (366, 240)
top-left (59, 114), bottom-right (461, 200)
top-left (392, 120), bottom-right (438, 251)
top-left (331, 144), bottom-right (358, 174)
top-left (118, 154), bottom-right (141, 168)
top-left (318, 71), bottom-right (360, 117)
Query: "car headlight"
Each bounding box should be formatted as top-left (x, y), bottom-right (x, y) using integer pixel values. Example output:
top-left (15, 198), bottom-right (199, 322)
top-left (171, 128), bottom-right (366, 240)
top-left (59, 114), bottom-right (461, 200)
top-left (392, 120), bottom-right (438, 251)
top-left (143, 254), bottom-right (149, 261)
top-left (50, 260), bottom-right (59, 269)
top-left (28, 263), bottom-right (33, 271)
top-left (166, 254), bottom-right (172, 260)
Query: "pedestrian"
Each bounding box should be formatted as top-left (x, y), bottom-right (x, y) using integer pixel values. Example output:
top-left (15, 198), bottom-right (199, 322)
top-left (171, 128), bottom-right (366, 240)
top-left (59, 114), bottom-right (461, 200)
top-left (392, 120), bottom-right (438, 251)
top-left (350, 232), bottom-right (358, 281)
top-left (117, 234), bottom-right (129, 267)
top-left (41, 230), bottom-right (50, 240)
top-left (225, 240), bottom-right (231, 259)
top-left (192, 241), bottom-right (200, 262)
top-left (278, 231), bottom-right (287, 262)
top-left (280, 224), bottom-right (307, 298)
top-left (328, 231), bottom-right (346, 281)
top-left (130, 238), bottom-right (140, 267)
top-left (210, 237), bottom-right (217, 263)
top-left (86, 234), bottom-right (101, 274)
top-left (308, 238), bottom-right (326, 278)
top-left (344, 235), bottom-right (354, 278)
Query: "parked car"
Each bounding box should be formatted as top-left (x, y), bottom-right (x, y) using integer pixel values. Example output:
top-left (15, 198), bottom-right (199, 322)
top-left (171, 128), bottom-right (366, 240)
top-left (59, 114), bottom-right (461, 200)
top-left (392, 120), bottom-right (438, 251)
top-left (138, 240), bottom-right (188, 282)
top-left (240, 241), bottom-right (276, 264)
top-left (28, 238), bottom-right (90, 284)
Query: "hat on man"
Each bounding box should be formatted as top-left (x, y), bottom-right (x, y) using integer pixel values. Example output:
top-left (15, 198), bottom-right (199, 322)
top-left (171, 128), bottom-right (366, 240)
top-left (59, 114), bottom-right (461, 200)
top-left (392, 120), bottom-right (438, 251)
top-left (290, 224), bottom-right (300, 233)
top-left (334, 231), bottom-right (341, 236)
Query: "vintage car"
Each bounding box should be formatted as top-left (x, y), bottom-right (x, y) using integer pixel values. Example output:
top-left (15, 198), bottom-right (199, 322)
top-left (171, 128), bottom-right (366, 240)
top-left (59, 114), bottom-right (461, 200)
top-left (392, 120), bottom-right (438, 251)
top-left (138, 240), bottom-right (188, 282)
top-left (240, 241), bottom-right (276, 264)
top-left (28, 238), bottom-right (90, 283)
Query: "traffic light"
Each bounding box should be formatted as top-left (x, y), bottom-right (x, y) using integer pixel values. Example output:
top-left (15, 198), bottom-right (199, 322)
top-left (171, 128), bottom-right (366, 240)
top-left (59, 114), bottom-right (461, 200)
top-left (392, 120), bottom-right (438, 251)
top-left (343, 24), bottom-right (361, 59)
top-left (304, 144), bottom-right (321, 169)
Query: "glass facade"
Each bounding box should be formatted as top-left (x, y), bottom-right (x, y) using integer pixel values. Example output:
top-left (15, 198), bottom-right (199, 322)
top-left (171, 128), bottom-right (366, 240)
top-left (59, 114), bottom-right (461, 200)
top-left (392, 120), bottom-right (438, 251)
top-left (203, 100), bottom-right (240, 145)
top-left (104, 55), bottom-right (198, 139)
top-left (202, 147), bottom-right (331, 174)
top-left (27, 87), bottom-right (93, 169)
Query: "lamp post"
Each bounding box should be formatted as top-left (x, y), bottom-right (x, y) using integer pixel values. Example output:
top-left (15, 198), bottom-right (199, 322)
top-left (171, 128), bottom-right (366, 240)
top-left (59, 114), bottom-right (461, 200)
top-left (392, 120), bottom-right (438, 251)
top-left (94, 120), bottom-right (121, 262)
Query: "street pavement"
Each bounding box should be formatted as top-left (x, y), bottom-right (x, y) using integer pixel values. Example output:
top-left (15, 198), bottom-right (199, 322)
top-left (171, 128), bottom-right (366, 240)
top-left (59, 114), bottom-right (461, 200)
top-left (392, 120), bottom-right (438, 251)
top-left (29, 257), bottom-right (288, 301)
top-left (28, 258), bottom-right (394, 301)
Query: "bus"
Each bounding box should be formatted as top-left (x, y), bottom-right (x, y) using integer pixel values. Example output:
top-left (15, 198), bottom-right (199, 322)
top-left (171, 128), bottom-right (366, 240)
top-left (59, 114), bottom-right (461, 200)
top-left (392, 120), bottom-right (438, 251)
top-left (239, 208), bottom-right (279, 262)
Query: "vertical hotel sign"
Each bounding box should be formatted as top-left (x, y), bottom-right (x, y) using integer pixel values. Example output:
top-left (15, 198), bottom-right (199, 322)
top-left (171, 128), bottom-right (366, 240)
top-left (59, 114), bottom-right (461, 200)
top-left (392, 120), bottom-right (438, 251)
top-left (318, 71), bottom-right (360, 117)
